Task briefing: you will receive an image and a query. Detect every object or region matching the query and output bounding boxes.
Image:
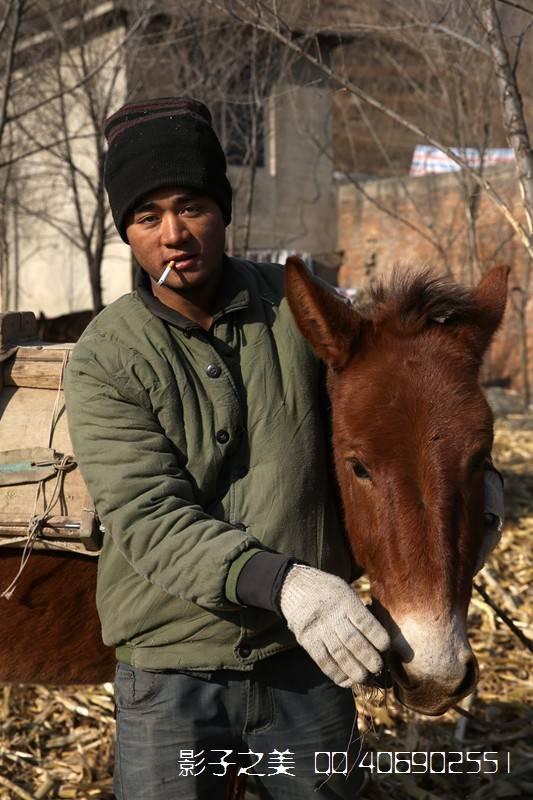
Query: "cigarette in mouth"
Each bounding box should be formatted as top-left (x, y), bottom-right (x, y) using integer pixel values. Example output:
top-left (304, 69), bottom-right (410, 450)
top-left (157, 261), bottom-right (174, 286)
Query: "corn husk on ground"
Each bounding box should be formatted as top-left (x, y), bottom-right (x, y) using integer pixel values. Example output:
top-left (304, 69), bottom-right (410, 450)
top-left (0, 414), bottom-right (531, 799)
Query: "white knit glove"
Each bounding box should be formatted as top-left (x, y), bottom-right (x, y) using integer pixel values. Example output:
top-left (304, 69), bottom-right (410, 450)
top-left (279, 565), bottom-right (390, 688)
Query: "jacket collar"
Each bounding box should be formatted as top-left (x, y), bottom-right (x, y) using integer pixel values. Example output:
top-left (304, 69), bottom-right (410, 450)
top-left (135, 254), bottom-right (250, 332)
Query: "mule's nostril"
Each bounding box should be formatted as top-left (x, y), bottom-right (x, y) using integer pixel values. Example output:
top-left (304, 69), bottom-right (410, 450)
top-left (454, 656), bottom-right (478, 697)
top-left (388, 651), bottom-right (415, 690)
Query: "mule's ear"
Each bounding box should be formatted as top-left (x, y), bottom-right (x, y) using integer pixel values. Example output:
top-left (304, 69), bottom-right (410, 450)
top-left (468, 265), bottom-right (510, 358)
top-left (285, 256), bottom-right (361, 370)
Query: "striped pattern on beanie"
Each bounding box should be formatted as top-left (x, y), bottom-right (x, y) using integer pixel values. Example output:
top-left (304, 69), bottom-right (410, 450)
top-left (104, 97), bottom-right (213, 145)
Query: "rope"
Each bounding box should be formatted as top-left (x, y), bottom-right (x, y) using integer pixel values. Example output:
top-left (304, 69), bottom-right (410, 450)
top-left (474, 579), bottom-right (533, 654)
top-left (1, 350), bottom-right (75, 600)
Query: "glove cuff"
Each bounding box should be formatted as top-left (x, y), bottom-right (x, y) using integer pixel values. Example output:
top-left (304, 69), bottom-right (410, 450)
top-left (279, 564), bottom-right (325, 620)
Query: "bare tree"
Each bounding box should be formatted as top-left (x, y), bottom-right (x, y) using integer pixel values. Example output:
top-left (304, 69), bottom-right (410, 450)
top-left (0, 0), bottom-right (26, 310)
top-left (0, 0), bottom-right (25, 147)
top-left (3, 1), bottom-right (153, 312)
top-left (3, 1), bottom-right (285, 311)
top-left (480, 0), bottom-right (533, 405)
top-left (208, 0), bottom-right (533, 406)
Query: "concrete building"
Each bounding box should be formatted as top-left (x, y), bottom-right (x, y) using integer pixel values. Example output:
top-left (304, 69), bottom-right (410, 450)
top-left (1, 1), bottom-right (342, 316)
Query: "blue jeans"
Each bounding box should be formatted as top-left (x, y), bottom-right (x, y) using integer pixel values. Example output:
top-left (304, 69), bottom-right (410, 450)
top-left (113, 647), bottom-right (364, 799)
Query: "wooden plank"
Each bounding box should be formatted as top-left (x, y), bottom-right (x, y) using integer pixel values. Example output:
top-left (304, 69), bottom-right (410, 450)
top-left (0, 343), bottom-right (95, 540)
top-left (1, 344), bottom-right (74, 388)
top-left (0, 517), bottom-right (82, 539)
top-left (3, 359), bottom-right (69, 389)
top-left (0, 515), bottom-right (102, 550)
top-left (11, 344), bottom-right (74, 360)
top-left (0, 513), bottom-right (80, 525)
top-left (0, 539), bottom-right (100, 555)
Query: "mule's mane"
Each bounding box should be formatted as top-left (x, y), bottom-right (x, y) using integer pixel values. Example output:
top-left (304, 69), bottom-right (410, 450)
top-left (355, 268), bottom-right (476, 329)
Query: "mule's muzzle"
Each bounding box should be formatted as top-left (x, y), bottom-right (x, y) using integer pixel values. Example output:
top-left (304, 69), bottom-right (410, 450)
top-left (388, 652), bottom-right (479, 716)
top-left (387, 651), bottom-right (418, 691)
top-left (452, 654), bottom-right (478, 697)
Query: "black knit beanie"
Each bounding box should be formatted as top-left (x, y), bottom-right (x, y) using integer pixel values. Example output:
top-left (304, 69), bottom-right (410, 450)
top-left (103, 97), bottom-right (232, 242)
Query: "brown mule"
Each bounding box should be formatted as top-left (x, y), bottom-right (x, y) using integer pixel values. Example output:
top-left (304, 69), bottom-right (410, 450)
top-left (285, 257), bottom-right (509, 715)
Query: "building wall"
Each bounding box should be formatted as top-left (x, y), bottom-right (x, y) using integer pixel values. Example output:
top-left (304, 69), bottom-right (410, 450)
top-left (228, 80), bottom-right (336, 256)
top-left (3, 74), bottom-right (335, 317)
top-left (337, 167), bottom-right (533, 392)
top-left (3, 25), bottom-right (130, 318)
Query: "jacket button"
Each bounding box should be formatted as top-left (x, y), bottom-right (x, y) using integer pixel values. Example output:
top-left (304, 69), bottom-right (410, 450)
top-left (206, 363), bottom-right (221, 378)
top-left (238, 643), bottom-right (252, 658)
top-left (234, 522), bottom-right (246, 531)
top-left (216, 429), bottom-right (230, 444)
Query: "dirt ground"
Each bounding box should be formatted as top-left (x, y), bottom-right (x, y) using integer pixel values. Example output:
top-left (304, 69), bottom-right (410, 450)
top-left (0, 414), bottom-right (531, 800)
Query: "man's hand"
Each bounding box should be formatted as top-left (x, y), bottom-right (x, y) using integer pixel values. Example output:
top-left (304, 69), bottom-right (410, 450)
top-left (279, 564), bottom-right (390, 688)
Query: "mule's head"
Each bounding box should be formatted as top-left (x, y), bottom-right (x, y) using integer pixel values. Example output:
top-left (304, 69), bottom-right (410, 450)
top-left (285, 258), bottom-right (509, 715)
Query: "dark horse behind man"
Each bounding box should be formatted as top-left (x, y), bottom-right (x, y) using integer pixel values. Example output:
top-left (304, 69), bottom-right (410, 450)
top-left (37, 310), bottom-right (97, 343)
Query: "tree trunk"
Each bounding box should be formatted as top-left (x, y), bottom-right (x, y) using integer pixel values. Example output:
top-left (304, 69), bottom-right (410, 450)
top-left (88, 254), bottom-right (104, 313)
top-left (481, 0), bottom-right (533, 407)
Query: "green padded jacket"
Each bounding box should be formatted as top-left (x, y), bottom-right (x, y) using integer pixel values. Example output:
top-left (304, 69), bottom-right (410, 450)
top-left (63, 256), bottom-right (353, 671)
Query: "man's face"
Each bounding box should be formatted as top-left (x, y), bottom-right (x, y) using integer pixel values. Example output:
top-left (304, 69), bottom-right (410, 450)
top-left (125, 187), bottom-right (226, 294)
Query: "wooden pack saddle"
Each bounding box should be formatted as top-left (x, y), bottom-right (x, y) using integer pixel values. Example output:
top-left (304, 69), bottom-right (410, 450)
top-left (0, 311), bottom-right (102, 559)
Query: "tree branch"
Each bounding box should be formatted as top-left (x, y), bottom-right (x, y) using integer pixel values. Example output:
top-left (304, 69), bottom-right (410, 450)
top-left (210, 0), bottom-right (533, 261)
top-left (5, 5), bottom-right (153, 125)
top-left (481, 0), bottom-right (533, 236)
top-left (0, 0), bottom-right (24, 145)
top-left (496, 0), bottom-right (533, 16)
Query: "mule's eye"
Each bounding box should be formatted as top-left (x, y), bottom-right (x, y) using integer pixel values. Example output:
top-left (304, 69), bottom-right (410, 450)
top-left (469, 451), bottom-right (489, 472)
top-left (348, 458), bottom-right (371, 480)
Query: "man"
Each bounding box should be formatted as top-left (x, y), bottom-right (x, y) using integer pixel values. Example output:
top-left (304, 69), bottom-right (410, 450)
top-left (64, 97), bottom-right (504, 800)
